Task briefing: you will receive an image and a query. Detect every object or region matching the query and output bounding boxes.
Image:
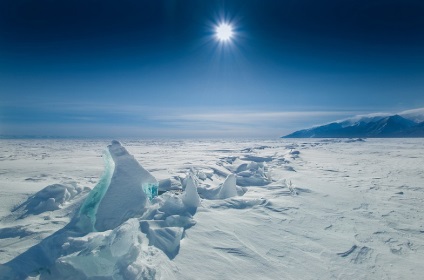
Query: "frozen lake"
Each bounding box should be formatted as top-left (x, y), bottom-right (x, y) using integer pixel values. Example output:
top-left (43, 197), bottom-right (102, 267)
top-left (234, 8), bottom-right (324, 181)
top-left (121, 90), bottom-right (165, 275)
top-left (0, 138), bottom-right (423, 279)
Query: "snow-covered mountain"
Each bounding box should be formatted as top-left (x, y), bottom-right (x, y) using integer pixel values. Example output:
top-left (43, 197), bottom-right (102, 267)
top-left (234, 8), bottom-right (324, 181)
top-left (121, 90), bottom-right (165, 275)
top-left (283, 109), bottom-right (424, 138)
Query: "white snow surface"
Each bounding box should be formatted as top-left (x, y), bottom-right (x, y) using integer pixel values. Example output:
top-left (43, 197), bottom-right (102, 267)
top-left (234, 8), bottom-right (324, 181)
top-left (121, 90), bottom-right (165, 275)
top-left (0, 138), bottom-right (424, 279)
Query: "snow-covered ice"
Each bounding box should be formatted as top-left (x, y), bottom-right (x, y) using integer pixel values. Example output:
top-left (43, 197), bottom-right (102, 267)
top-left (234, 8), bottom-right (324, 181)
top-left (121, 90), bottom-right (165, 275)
top-left (79, 140), bottom-right (158, 232)
top-left (0, 138), bottom-right (424, 279)
top-left (217, 174), bottom-right (238, 199)
top-left (181, 174), bottom-right (201, 209)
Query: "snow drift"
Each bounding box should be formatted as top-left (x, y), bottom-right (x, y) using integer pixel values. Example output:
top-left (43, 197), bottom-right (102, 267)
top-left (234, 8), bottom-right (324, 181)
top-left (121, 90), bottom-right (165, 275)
top-left (13, 183), bottom-right (86, 217)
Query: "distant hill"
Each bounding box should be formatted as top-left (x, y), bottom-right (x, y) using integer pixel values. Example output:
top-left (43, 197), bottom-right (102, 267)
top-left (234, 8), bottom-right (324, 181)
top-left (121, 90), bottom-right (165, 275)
top-left (283, 113), bottom-right (424, 138)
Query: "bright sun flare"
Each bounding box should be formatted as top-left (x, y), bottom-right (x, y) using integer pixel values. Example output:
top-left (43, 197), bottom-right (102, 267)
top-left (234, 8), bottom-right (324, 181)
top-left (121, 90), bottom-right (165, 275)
top-left (215, 23), bottom-right (233, 42)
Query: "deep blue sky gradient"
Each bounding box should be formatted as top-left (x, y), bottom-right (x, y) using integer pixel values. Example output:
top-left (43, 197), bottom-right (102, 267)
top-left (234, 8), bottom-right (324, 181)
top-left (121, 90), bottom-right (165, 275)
top-left (1, 0), bottom-right (424, 137)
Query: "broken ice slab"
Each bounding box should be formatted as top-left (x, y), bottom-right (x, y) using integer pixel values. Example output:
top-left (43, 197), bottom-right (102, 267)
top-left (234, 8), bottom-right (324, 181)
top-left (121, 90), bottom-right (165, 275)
top-left (76, 140), bottom-right (159, 232)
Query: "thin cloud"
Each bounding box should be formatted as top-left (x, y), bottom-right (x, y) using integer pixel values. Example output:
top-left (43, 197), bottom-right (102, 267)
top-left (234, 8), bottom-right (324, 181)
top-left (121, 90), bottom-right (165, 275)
top-left (150, 110), bottom-right (360, 125)
top-left (0, 101), bottom-right (379, 137)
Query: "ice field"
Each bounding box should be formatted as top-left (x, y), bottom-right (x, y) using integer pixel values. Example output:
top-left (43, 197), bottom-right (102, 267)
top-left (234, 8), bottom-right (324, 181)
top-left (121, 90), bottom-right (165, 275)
top-left (0, 138), bottom-right (423, 279)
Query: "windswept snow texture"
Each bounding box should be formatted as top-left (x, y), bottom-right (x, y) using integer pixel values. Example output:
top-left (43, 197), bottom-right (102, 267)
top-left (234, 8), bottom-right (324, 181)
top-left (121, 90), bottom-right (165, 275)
top-left (284, 112), bottom-right (424, 138)
top-left (1, 139), bottom-right (424, 279)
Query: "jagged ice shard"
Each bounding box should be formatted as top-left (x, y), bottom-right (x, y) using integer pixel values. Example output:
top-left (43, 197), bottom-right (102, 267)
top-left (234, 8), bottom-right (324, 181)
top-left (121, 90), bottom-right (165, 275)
top-left (78, 140), bottom-right (158, 232)
top-left (218, 174), bottom-right (238, 199)
top-left (182, 174), bottom-right (201, 209)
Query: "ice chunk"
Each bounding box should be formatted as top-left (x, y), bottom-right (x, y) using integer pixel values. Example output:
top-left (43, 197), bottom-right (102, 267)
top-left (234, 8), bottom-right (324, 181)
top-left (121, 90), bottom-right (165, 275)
top-left (45, 219), bottom-right (157, 279)
top-left (147, 226), bottom-right (184, 259)
top-left (218, 174), bottom-right (238, 199)
top-left (181, 174), bottom-right (201, 209)
top-left (196, 171), bottom-right (207, 180)
top-left (78, 140), bottom-right (159, 232)
top-left (94, 140), bottom-right (158, 231)
top-left (76, 149), bottom-right (115, 232)
top-left (235, 161), bottom-right (271, 187)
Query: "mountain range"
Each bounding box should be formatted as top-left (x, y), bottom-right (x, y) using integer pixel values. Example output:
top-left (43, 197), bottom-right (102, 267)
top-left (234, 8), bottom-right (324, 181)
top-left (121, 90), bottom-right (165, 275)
top-left (283, 109), bottom-right (424, 138)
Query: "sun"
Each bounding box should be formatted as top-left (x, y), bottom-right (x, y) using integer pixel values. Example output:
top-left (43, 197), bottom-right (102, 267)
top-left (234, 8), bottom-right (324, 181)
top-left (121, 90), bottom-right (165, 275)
top-left (215, 23), bottom-right (233, 42)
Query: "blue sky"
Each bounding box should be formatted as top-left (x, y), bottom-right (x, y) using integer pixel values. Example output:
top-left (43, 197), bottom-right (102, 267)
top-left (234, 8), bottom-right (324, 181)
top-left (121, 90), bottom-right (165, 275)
top-left (1, 0), bottom-right (424, 138)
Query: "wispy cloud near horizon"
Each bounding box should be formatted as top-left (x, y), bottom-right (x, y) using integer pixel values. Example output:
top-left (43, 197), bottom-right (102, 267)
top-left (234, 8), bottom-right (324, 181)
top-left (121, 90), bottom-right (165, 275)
top-left (0, 101), bottom-right (374, 138)
top-left (152, 110), bottom-right (361, 124)
top-left (2, 100), bottom-right (423, 138)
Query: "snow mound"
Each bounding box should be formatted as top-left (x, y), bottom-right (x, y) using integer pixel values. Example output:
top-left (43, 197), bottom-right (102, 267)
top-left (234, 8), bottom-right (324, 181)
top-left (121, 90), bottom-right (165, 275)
top-left (195, 169), bottom-right (213, 180)
top-left (208, 197), bottom-right (267, 209)
top-left (140, 189), bottom-right (198, 259)
top-left (197, 173), bottom-right (246, 200)
top-left (235, 161), bottom-right (271, 187)
top-left (289, 150), bottom-right (300, 158)
top-left (221, 154), bottom-right (272, 187)
top-left (13, 183), bottom-right (85, 217)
